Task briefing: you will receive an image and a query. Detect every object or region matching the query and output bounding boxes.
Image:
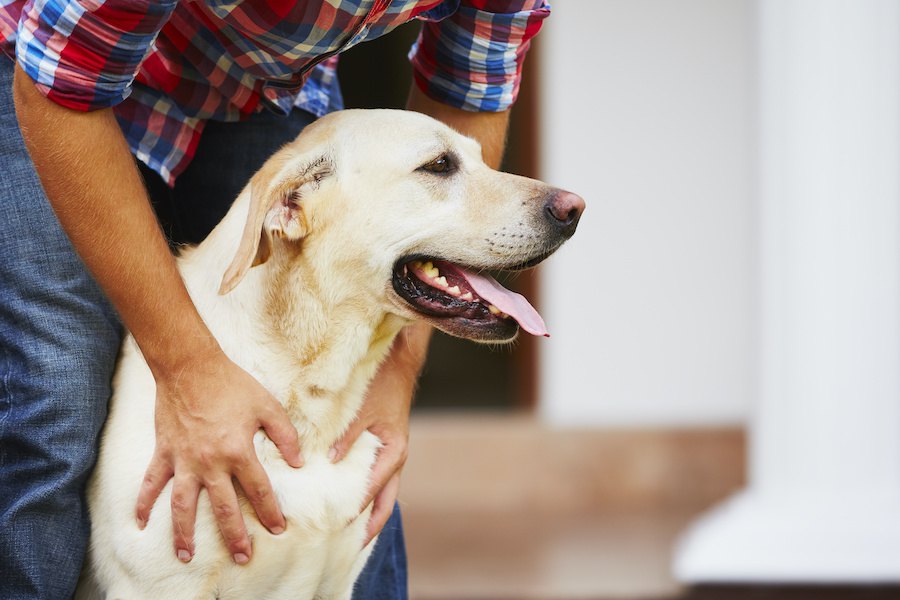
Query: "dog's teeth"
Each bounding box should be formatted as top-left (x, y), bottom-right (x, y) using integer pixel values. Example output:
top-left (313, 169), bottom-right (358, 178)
top-left (422, 261), bottom-right (435, 273)
top-left (410, 260), bottom-right (422, 269)
top-left (447, 285), bottom-right (460, 296)
top-left (488, 304), bottom-right (501, 315)
top-left (434, 276), bottom-right (448, 288)
top-left (461, 292), bottom-right (474, 301)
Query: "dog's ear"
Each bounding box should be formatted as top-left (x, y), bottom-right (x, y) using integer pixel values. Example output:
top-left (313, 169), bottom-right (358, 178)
top-left (219, 155), bottom-right (333, 295)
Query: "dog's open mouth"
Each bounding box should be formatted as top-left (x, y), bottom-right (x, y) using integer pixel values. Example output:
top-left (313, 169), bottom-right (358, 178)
top-left (391, 258), bottom-right (548, 341)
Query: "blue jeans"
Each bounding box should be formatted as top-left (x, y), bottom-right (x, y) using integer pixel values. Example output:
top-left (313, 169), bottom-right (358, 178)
top-left (0, 57), bottom-right (407, 600)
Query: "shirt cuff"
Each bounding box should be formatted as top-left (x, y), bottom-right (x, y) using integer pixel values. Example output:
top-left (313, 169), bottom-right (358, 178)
top-left (409, 0), bottom-right (550, 112)
top-left (15, 0), bottom-right (175, 111)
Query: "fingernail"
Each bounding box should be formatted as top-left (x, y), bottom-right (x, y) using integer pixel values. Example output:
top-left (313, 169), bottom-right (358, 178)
top-left (136, 516), bottom-right (146, 530)
top-left (271, 524), bottom-right (285, 535)
top-left (289, 452), bottom-right (303, 468)
top-left (177, 549), bottom-right (191, 563)
top-left (327, 447), bottom-right (337, 462)
top-left (234, 552), bottom-right (249, 565)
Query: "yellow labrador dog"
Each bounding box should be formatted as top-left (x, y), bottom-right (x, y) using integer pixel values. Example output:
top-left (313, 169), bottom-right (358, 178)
top-left (77, 109), bottom-right (584, 599)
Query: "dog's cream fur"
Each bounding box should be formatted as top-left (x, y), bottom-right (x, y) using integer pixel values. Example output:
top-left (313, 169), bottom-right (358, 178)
top-left (77, 109), bottom-right (575, 599)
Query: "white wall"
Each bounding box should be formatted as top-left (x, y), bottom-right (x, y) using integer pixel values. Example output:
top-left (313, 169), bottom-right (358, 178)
top-left (537, 0), bottom-right (757, 427)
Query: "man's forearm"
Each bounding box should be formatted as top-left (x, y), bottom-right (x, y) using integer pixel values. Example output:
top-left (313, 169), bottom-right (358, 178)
top-left (15, 64), bottom-right (303, 560)
top-left (12, 64), bottom-right (219, 376)
top-left (406, 85), bottom-right (511, 170)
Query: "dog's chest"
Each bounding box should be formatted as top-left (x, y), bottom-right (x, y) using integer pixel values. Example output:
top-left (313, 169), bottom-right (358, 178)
top-left (256, 429), bottom-right (381, 531)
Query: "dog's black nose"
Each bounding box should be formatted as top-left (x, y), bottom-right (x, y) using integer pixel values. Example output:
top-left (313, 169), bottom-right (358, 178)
top-left (544, 190), bottom-right (585, 237)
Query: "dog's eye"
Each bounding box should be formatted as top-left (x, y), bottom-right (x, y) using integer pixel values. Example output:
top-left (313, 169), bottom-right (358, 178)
top-left (419, 154), bottom-right (455, 175)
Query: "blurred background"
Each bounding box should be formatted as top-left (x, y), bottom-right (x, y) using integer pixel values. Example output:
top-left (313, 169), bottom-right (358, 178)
top-left (340, 1), bottom-right (900, 598)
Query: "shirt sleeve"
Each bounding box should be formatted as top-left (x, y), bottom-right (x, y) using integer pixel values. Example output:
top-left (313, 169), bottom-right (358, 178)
top-left (15, 0), bottom-right (176, 111)
top-left (409, 0), bottom-right (550, 112)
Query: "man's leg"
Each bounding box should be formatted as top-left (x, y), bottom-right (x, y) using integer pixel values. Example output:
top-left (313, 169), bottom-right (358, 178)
top-left (146, 108), bottom-right (408, 599)
top-left (0, 57), bottom-right (123, 599)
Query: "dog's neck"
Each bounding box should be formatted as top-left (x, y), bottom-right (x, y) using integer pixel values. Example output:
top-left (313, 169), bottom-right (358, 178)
top-left (176, 195), bottom-right (407, 452)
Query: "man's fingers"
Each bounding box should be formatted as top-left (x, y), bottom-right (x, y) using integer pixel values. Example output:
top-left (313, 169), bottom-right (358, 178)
top-left (235, 459), bottom-right (285, 535)
top-left (170, 474), bottom-right (200, 562)
top-left (260, 405), bottom-right (303, 468)
top-left (207, 477), bottom-right (253, 565)
top-left (358, 441), bottom-right (405, 513)
top-left (330, 417), bottom-right (367, 463)
top-left (363, 473), bottom-right (400, 548)
top-left (135, 454), bottom-right (173, 529)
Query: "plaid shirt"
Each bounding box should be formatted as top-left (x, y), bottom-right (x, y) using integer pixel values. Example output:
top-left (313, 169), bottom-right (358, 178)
top-left (0, 0), bottom-right (549, 184)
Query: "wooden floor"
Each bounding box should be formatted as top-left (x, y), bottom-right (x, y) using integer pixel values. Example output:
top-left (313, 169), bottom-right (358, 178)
top-left (400, 415), bottom-right (900, 600)
top-left (404, 506), bottom-right (900, 599)
top-left (401, 414), bottom-right (744, 599)
top-left (405, 508), bottom-right (692, 599)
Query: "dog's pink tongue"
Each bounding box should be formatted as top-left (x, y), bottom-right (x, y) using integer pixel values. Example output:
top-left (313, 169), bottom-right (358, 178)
top-left (458, 269), bottom-right (549, 337)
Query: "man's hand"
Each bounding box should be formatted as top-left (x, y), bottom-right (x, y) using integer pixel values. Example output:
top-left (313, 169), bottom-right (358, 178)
top-left (135, 350), bottom-right (303, 564)
top-left (329, 323), bottom-right (431, 547)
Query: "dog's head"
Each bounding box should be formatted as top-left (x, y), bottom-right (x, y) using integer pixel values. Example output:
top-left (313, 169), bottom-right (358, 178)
top-left (219, 109), bottom-right (584, 343)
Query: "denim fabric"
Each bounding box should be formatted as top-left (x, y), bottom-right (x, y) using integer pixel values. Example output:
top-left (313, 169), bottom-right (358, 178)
top-left (0, 56), bottom-right (407, 599)
top-left (352, 504), bottom-right (409, 600)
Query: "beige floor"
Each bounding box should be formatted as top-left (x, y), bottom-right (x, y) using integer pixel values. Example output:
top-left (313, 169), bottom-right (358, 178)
top-left (400, 414), bottom-right (745, 599)
top-left (405, 509), bottom-right (695, 599)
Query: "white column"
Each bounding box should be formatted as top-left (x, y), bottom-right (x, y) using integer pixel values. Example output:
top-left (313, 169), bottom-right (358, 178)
top-left (675, 0), bottom-right (900, 582)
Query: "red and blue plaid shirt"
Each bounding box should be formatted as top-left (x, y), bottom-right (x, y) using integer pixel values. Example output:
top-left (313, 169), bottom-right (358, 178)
top-left (0, 0), bottom-right (549, 184)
